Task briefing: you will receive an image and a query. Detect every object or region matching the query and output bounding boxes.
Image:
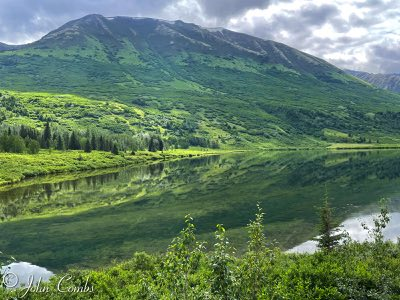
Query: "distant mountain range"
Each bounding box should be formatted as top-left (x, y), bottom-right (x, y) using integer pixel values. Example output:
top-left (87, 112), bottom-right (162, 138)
top-left (346, 70), bottom-right (400, 93)
top-left (1, 14), bottom-right (400, 147)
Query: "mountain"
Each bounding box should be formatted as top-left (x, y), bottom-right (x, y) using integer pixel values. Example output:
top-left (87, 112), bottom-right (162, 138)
top-left (0, 42), bottom-right (22, 51)
top-left (2, 14), bottom-right (400, 147)
top-left (0, 42), bottom-right (11, 51)
top-left (346, 70), bottom-right (400, 93)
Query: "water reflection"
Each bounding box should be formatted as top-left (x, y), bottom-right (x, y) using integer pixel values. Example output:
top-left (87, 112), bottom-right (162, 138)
top-left (0, 151), bottom-right (400, 271)
top-left (0, 160), bottom-right (187, 221)
top-left (289, 211), bottom-right (400, 254)
top-left (1, 262), bottom-right (53, 288)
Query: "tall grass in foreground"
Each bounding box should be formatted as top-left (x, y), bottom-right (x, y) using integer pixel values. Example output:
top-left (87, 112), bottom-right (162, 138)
top-left (1, 201), bottom-right (399, 300)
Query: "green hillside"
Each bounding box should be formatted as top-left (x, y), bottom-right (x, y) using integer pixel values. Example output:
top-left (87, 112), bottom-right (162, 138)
top-left (2, 14), bottom-right (400, 147)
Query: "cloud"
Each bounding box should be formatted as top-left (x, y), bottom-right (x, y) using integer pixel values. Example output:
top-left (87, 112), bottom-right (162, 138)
top-left (0, 0), bottom-right (172, 44)
top-left (197, 0), bottom-right (272, 19)
top-left (0, 0), bottom-right (398, 73)
top-left (226, 0), bottom-right (400, 73)
top-left (368, 42), bottom-right (400, 73)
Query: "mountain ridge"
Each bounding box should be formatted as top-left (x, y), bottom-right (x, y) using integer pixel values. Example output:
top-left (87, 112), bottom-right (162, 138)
top-left (346, 69), bottom-right (400, 93)
top-left (1, 14), bottom-right (400, 147)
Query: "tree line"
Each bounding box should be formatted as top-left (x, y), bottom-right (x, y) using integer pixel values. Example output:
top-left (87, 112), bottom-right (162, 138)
top-left (0, 123), bottom-right (165, 155)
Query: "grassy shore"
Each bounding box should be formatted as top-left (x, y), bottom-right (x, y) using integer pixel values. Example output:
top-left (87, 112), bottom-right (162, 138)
top-left (0, 149), bottom-right (230, 186)
top-left (328, 143), bottom-right (400, 150)
top-left (1, 145), bottom-right (398, 186)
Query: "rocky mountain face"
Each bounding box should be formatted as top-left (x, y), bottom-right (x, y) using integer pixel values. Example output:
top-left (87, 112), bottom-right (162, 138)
top-left (346, 70), bottom-right (400, 93)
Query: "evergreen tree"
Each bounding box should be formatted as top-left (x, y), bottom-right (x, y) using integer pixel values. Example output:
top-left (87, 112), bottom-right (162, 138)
top-left (42, 122), bottom-right (52, 148)
top-left (111, 143), bottom-right (119, 155)
top-left (84, 139), bottom-right (92, 153)
top-left (148, 136), bottom-right (161, 152)
top-left (56, 134), bottom-right (65, 151)
top-left (91, 135), bottom-right (97, 150)
top-left (158, 137), bottom-right (164, 152)
top-left (68, 132), bottom-right (81, 150)
top-left (99, 136), bottom-right (105, 151)
top-left (315, 192), bottom-right (344, 251)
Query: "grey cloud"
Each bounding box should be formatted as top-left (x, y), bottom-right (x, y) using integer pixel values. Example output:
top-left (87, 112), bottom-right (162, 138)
top-left (369, 43), bottom-right (400, 73)
top-left (299, 4), bottom-right (339, 26)
top-left (0, 0), bottom-right (172, 44)
top-left (197, 0), bottom-right (272, 19)
top-left (234, 3), bottom-right (343, 53)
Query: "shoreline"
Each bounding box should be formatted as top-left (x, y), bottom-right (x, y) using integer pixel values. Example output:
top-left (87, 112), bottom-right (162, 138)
top-left (1, 145), bottom-right (398, 187)
top-left (0, 149), bottom-right (235, 188)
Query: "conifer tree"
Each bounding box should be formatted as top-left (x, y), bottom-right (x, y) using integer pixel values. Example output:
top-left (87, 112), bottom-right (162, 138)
top-left (91, 135), bottom-right (97, 150)
top-left (84, 139), bottom-right (92, 153)
top-left (42, 122), bottom-right (52, 148)
top-left (316, 192), bottom-right (344, 251)
top-left (68, 131), bottom-right (81, 150)
top-left (56, 134), bottom-right (65, 151)
top-left (111, 143), bottom-right (119, 155)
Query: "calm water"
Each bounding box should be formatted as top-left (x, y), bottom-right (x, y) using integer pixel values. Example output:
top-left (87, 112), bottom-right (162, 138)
top-left (0, 150), bottom-right (400, 273)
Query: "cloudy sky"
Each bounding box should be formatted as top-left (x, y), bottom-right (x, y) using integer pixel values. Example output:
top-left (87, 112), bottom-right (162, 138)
top-left (0, 0), bottom-right (399, 73)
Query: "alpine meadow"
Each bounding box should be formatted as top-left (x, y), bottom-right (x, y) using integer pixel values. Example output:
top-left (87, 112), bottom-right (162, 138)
top-left (1, 9), bottom-right (400, 300)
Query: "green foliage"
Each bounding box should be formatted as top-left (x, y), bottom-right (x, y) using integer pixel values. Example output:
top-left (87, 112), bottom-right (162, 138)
top-left (316, 192), bottom-right (345, 251)
top-left (238, 204), bottom-right (271, 300)
top-left (210, 224), bottom-right (236, 299)
top-left (2, 204), bottom-right (399, 299)
top-left (84, 139), bottom-right (92, 153)
top-left (362, 198), bottom-right (391, 245)
top-left (26, 139), bottom-right (40, 154)
top-left (3, 16), bottom-right (400, 148)
top-left (148, 136), bottom-right (164, 152)
top-left (111, 143), bottom-right (119, 155)
top-left (160, 215), bottom-right (206, 299)
top-left (41, 121), bottom-right (52, 148)
top-left (0, 148), bottom-right (215, 186)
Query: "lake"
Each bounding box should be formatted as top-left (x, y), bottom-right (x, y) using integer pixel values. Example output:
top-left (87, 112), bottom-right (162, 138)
top-left (1, 150), bottom-right (400, 273)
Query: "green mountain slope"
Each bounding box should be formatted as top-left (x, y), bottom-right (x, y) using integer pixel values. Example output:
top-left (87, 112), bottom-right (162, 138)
top-left (1, 14), bottom-right (400, 147)
top-left (346, 69), bottom-right (400, 93)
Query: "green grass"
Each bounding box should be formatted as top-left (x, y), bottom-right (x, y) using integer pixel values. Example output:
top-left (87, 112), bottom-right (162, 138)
top-left (0, 149), bottom-right (223, 186)
top-left (328, 143), bottom-right (400, 149)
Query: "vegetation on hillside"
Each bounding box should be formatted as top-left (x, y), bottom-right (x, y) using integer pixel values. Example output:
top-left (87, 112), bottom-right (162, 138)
top-left (0, 91), bottom-right (220, 152)
top-left (1, 202), bottom-right (398, 299)
top-left (2, 15), bottom-right (400, 147)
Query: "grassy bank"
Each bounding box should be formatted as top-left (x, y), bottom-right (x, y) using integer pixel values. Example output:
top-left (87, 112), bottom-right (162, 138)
top-left (328, 143), bottom-right (400, 150)
top-left (0, 149), bottom-right (227, 186)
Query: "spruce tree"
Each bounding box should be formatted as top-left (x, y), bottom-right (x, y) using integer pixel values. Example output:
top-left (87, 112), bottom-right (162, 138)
top-left (56, 134), bottom-right (65, 151)
top-left (99, 136), bottom-right (105, 151)
top-left (84, 139), bottom-right (92, 153)
top-left (68, 132), bottom-right (81, 150)
top-left (111, 143), bottom-right (119, 155)
top-left (315, 192), bottom-right (344, 251)
top-left (91, 135), bottom-right (97, 150)
top-left (158, 137), bottom-right (164, 152)
top-left (42, 122), bottom-right (52, 148)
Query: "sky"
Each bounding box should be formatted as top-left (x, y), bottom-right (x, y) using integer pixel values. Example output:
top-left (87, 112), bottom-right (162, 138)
top-left (0, 0), bottom-right (398, 73)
